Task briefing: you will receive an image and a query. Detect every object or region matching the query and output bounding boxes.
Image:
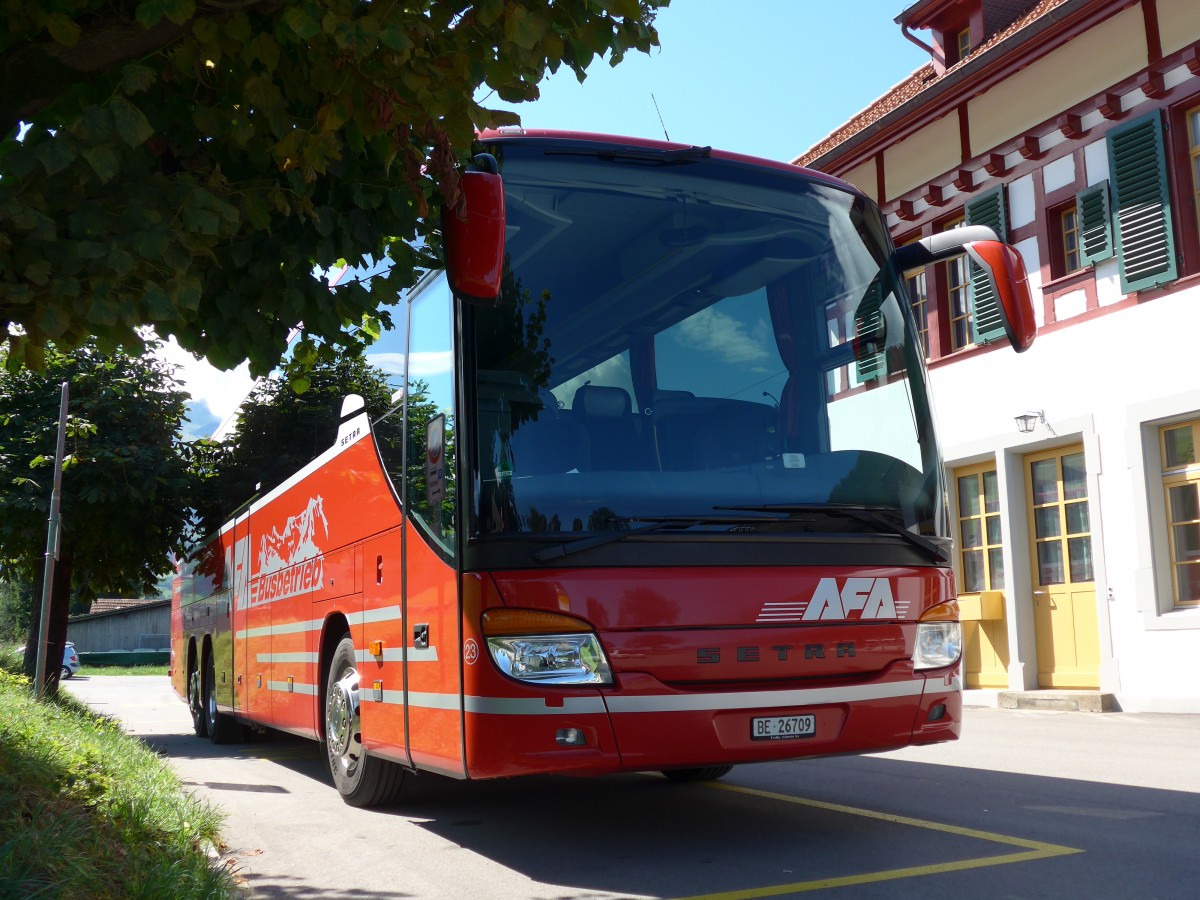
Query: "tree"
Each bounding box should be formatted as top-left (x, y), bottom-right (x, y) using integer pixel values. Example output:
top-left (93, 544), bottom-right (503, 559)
top-left (1, 0), bottom-right (665, 377)
top-left (0, 340), bottom-right (193, 689)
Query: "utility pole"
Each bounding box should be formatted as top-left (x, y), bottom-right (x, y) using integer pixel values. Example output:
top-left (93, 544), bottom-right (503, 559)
top-left (34, 382), bottom-right (68, 701)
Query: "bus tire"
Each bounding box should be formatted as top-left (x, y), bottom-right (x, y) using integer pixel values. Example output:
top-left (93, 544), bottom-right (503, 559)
top-left (324, 634), bottom-right (405, 807)
top-left (661, 766), bottom-right (734, 783)
top-left (189, 662), bottom-right (208, 738)
top-left (204, 651), bottom-right (237, 745)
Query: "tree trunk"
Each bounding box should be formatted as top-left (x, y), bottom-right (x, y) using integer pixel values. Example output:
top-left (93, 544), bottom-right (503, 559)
top-left (21, 542), bottom-right (75, 696)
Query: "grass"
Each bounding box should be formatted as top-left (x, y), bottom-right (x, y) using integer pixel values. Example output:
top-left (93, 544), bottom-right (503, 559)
top-left (0, 661), bottom-right (238, 899)
top-left (75, 664), bottom-right (170, 677)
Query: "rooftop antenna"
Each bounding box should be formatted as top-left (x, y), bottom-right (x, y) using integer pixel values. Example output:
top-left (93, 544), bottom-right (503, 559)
top-left (651, 93), bottom-right (671, 142)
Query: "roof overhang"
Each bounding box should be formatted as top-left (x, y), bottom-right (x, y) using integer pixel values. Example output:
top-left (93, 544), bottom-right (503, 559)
top-left (801, 0), bottom-right (1099, 172)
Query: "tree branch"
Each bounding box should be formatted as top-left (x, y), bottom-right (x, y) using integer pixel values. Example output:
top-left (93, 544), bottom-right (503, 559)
top-left (2, 16), bottom-right (192, 134)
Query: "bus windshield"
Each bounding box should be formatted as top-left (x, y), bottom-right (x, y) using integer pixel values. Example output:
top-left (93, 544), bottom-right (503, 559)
top-left (467, 138), bottom-right (944, 546)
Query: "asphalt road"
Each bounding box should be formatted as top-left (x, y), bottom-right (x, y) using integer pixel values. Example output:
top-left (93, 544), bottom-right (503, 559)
top-left (65, 675), bottom-right (1200, 899)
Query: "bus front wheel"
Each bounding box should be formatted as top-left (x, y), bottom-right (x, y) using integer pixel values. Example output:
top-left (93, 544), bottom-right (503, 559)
top-left (324, 635), bottom-right (405, 807)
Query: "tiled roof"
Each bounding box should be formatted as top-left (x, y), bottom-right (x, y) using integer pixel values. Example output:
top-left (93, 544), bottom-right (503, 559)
top-left (88, 597), bottom-right (164, 615)
top-left (795, 0), bottom-right (1072, 167)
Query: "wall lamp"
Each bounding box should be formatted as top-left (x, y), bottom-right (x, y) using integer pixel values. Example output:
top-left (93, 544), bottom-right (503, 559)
top-left (1015, 409), bottom-right (1057, 435)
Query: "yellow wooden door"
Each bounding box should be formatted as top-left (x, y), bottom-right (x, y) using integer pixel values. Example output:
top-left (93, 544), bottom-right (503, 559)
top-left (1025, 446), bottom-right (1100, 688)
top-left (955, 464), bottom-right (1009, 688)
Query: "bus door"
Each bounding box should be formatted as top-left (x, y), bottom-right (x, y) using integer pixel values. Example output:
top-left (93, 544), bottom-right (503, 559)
top-left (229, 510), bottom-right (265, 719)
top-left (401, 280), bottom-right (466, 777)
top-left (358, 529), bottom-right (408, 764)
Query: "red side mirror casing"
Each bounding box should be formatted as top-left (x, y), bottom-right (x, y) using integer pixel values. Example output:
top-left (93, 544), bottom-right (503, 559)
top-left (963, 240), bottom-right (1036, 353)
top-left (444, 167), bottom-right (506, 303)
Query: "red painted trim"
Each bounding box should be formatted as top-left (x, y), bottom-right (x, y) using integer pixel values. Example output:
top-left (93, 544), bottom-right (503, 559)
top-left (1166, 94), bottom-right (1200, 276)
top-left (1042, 267), bottom-right (1100, 323)
top-left (958, 105), bottom-right (971, 164)
top-left (876, 154), bottom-right (887, 204)
top-left (879, 56), bottom-right (1200, 234)
top-left (1142, 0), bottom-right (1162, 65)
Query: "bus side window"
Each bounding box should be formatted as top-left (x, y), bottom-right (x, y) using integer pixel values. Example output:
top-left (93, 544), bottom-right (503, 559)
top-left (406, 279), bottom-right (458, 556)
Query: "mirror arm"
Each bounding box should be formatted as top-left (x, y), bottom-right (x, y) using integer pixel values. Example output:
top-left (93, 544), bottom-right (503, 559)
top-left (893, 225), bottom-right (999, 271)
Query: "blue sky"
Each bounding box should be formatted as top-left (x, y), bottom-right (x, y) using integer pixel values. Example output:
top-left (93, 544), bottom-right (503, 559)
top-left (175, 1), bottom-right (933, 437)
top-left (485, 1), bottom-right (930, 163)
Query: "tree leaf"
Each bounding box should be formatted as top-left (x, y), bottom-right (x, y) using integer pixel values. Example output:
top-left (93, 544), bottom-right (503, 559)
top-left (110, 97), bottom-right (155, 148)
top-left (82, 146), bottom-right (121, 184)
top-left (35, 137), bottom-right (78, 175)
top-left (121, 63), bottom-right (159, 95)
top-left (23, 259), bottom-right (52, 286)
top-left (283, 7), bottom-right (321, 40)
top-left (45, 13), bottom-right (81, 47)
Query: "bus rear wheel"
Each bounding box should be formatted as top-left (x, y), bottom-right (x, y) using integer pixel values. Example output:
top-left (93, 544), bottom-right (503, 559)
top-left (661, 766), bottom-right (734, 783)
top-left (324, 635), bottom-right (405, 807)
top-left (204, 652), bottom-right (237, 744)
top-left (189, 663), bottom-right (208, 738)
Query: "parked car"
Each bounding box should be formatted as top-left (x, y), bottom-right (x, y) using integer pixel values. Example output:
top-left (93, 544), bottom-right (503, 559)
top-left (61, 642), bottom-right (80, 679)
top-left (14, 642), bottom-right (81, 679)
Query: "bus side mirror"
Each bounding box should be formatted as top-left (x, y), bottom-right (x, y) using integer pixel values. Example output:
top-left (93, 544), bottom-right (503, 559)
top-left (963, 240), bottom-right (1036, 353)
top-left (893, 226), bottom-right (1036, 353)
top-left (444, 155), bottom-right (506, 304)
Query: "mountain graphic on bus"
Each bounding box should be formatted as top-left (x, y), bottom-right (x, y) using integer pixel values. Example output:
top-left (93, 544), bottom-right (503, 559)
top-left (247, 495), bottom-right (330, 607)
top-left (258, 495), bottom-right (329, 574)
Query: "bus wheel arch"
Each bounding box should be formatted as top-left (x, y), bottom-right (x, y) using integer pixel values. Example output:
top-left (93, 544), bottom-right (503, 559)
top-left (321, 626), bottom-right (405, 807)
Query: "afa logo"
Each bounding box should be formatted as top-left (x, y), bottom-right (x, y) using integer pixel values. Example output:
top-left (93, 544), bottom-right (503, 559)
top-left (756, 577), bottom-right (904, 623)
top-left (804, 577), bottom-right (896, 620)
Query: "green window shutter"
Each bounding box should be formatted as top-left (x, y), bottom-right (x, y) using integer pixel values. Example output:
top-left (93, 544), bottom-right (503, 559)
top-left (1108, 112), bottom-right (1177, 293)
top-left (1076, 182), bottom-right (1113, 265)
top-left (853, 278), bottom-right (886, 383)
top-left (964, 186), bottom-right (1008, 344)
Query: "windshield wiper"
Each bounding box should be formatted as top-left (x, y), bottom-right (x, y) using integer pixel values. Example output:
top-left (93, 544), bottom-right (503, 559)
top-left (714, 503), bottom-right (949, 563)
top-left (532, 514), bottom-right (770, 563)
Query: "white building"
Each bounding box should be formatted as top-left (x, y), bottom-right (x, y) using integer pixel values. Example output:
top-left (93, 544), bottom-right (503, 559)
top-left (798, 0), bottom-right (1200, 712)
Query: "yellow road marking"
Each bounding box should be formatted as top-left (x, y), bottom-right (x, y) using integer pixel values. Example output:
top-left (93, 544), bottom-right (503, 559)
top-left (671, 783), bottom-right (1083, 899)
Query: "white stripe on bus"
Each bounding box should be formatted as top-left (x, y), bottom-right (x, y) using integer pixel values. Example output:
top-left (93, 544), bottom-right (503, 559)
top-left (355, 647), bottom-right (439, 664)
top-left (324, 678), bottom-right (939, 716)
top-left (257, 652), bottom-right (319, 664)
top-left (235, 605), bottom-right (403, 641)
top-left (266, 681), bottom-right (319, 696)
top-left (604, 679), bottom-right (926, 714)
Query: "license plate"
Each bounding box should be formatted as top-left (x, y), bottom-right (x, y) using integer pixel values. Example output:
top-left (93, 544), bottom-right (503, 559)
top-left (751, 714), bottom-right (816, 741)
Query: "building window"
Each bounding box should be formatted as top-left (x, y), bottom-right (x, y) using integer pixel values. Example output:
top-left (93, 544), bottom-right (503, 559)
top-left (1061, 205), bottom-right (1081, 273)
top-left (939, 218), bottom-right (973, 350)
top-left (1048, 201), bottom-right (1084, 278)
top-left (957, 464), bottom-right (1004, 593)
top-left (1161, 420), bottom-right (1200, 607)
top-left (905, 267), bottom-right (929, 358)
top-left (957, 28), bottom-right (971, 62)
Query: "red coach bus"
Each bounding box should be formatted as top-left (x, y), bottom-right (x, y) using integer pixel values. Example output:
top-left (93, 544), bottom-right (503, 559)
top-left (172, 129), bottom-right (1035, 806)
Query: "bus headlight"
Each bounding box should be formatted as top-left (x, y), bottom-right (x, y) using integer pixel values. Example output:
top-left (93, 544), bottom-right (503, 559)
top-left (914, 600), bottom-right (961, 671)
top-left (486, 633), bottom-right (613, 684)
top-left (481, 608), bottom-right (614, 685)
top-left (913, 622), bottom-right (962, 670)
